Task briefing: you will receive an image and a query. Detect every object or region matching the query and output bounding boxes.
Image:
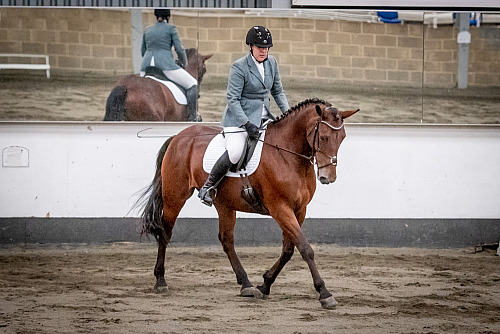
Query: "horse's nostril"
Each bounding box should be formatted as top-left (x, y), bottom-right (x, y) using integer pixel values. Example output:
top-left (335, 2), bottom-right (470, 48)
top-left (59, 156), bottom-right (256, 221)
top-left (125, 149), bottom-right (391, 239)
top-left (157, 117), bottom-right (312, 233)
top-left (319, 176), bottom-right (330, 184)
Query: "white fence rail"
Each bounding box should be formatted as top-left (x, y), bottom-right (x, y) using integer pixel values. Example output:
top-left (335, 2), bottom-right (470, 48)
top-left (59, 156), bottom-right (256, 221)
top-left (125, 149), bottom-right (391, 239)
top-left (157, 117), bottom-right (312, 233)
top-left (0, 54), bottom-right (50, 79)
top-left (0, 122), bottom-right (499, 219)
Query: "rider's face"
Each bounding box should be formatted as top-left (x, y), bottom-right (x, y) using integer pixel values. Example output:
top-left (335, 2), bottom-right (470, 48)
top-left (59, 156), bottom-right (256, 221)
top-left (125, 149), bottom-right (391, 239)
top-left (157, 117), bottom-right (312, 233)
top-left (251, 45), bottom-right (269, 62)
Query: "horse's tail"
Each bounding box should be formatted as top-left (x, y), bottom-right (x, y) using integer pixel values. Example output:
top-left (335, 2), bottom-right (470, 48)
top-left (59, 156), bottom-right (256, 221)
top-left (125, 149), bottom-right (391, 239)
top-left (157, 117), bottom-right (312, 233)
top-left (138, 136), bottom-right (175, 245)
top-left (104, 85), bottom-right (127, 121)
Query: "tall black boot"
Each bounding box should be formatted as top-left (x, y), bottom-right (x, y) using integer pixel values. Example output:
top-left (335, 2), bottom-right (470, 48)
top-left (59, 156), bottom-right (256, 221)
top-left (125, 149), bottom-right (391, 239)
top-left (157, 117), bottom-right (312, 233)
top-left (198, 151), bottom-right (232, 207)
top-left (185, 85), bottom-right (200, 122)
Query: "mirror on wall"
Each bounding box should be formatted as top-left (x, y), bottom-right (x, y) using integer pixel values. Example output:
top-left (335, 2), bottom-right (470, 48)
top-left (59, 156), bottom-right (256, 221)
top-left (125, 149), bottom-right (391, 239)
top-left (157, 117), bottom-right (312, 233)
top-left (0, 8), bottom-right (498, 123)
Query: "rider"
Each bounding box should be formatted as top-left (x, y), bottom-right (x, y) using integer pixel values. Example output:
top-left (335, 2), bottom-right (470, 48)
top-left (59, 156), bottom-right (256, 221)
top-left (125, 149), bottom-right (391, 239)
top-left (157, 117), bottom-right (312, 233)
top-left (198, 25), bottom-right (290, 206)
top-left (140, 9), bottom-right (199, 121)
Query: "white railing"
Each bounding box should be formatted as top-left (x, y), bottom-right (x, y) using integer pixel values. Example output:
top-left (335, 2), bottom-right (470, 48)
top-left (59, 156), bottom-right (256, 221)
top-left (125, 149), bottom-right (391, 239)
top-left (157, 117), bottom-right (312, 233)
top-left (0, 54), bottom-right (50, 79)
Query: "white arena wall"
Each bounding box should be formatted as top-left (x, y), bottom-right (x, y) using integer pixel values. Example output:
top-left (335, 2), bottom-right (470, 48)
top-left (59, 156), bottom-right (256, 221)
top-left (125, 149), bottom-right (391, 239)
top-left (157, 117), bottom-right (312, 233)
top-left (1, 122), bottom-right (499, 247)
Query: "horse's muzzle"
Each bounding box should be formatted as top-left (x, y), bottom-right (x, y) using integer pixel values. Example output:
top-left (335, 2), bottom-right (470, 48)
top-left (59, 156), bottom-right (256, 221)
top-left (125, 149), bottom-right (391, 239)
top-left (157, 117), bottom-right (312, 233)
top-left (319, 175), bottom-right (336, 184)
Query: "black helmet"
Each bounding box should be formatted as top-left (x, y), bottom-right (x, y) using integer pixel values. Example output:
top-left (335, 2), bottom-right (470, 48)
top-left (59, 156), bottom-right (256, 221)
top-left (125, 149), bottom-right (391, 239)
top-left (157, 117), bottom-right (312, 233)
top-left (154, 9), bottom-right (171, 19)
top-left (246, 26), bottom-right (273, 48)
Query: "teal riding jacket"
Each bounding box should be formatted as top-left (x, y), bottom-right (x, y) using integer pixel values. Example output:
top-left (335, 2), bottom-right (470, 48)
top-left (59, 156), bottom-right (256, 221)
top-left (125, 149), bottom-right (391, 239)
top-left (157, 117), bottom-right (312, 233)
top-left (140, 21), bottom-right (187, 72)
top-left (222, 53), bottom-right (289, 127)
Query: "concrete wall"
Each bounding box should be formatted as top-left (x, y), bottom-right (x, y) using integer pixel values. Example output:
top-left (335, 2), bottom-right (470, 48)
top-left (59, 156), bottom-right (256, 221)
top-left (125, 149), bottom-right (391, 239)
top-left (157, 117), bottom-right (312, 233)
top-left (1, 122), bottom-right (499, 247)
top-left (1, 8), bottom-right (499, 87)
top-left (1, 122), bottom-right (499, 219)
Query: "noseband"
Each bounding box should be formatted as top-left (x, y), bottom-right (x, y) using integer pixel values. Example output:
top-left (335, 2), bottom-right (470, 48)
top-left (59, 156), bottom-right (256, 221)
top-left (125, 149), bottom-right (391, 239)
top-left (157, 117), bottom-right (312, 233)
top-left (311, 119), bottom-right (344, 171)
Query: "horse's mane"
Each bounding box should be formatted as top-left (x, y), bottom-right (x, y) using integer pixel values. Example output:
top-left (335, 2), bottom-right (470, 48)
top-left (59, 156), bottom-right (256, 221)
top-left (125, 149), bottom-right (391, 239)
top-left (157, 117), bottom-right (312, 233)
top-left (273, 98), bottom-right (331, 124)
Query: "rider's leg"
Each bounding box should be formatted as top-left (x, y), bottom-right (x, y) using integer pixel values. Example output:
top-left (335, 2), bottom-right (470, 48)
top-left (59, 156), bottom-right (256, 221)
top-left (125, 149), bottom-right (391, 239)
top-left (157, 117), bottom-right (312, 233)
top-left (163, 69), bottom-right (199, 121)
top-left (198, 127), bottom-right (247, 206)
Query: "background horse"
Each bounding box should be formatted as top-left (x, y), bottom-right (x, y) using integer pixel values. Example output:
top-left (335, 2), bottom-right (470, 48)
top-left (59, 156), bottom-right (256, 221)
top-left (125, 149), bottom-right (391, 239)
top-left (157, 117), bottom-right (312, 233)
top-left (140, 98), bottom-right (358, 309)
top-left (104, 48), bottom-right (212, 121)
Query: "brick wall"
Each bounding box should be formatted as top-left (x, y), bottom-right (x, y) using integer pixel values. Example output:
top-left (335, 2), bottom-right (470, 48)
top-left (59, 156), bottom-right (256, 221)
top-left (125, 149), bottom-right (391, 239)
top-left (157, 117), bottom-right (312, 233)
top-left (1, 8), bottom-right (499, 87)
top-left (0, 8), bottom-right (133, 75)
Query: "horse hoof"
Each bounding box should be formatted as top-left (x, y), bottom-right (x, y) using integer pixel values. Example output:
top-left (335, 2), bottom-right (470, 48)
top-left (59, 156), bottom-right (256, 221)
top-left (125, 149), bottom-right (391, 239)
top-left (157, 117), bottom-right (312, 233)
top-left (240, 287), bottom-right (256, 297)
top-left (253, 288), bottom-right (269, 300)
top-left (320, 296), bottom-right (338, 309)
top-left (154, 284), bottom-right (169, 294)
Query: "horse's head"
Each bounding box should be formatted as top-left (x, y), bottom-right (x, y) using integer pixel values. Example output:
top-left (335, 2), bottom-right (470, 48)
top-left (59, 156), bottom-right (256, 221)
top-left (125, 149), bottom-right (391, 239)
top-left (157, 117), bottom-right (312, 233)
top-left (307, 104), bottom-right (358, 184)
top-left (185, 48), bottom-right (213, 84)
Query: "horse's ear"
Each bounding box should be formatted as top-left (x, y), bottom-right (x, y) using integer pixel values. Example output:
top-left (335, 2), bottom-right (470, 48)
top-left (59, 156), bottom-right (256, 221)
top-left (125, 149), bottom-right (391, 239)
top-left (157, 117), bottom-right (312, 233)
top-left (203, 54), bottom-right (213, 61)
top-left (340, 109), bottom-right (359, 119)
top-left (315, 105), bottom-right (323, 116)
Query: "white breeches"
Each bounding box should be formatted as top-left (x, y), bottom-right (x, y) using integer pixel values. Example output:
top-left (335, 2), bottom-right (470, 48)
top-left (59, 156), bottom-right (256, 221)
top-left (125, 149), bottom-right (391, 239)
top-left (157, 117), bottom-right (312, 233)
top-left (223, 127), bottom-right (248, 164)
top-left (140, 57), bottom-right (197, 89)
top-left (162, 68), bottom-right (197, 89)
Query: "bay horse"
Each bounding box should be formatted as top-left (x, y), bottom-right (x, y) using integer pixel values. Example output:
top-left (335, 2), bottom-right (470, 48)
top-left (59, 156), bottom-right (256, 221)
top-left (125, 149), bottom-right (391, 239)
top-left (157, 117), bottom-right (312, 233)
top-left (104, 48), bottom-right (212, 121)
top-left (140, 98), bottom-right (358, 309)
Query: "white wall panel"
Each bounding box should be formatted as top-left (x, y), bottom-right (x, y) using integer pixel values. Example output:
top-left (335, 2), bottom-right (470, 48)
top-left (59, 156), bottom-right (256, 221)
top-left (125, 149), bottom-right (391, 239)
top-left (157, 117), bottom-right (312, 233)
top-left (1, 122), bottom-right (499, 219)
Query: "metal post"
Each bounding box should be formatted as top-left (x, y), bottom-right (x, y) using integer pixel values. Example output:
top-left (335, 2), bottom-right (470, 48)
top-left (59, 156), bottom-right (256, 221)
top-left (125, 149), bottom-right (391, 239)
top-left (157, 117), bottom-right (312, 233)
top-left (457, 12), bottom-right (470, 89)
top-left (131, 9), bottom-right (143, 75)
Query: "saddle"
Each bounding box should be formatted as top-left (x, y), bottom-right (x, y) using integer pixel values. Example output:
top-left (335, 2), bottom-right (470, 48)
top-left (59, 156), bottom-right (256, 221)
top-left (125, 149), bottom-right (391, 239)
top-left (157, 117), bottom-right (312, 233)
top-left (144, 66), bottom-right (187, 105)
top-left (203, 126), bottom-right (270, 216)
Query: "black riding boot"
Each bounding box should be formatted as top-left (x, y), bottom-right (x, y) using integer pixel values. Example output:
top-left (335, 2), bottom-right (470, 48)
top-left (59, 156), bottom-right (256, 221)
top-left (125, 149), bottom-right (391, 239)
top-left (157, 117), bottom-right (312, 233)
top-left (185, 85), bottom-right (200, 122)
top-left (198, 151), bottom-right (232, 207)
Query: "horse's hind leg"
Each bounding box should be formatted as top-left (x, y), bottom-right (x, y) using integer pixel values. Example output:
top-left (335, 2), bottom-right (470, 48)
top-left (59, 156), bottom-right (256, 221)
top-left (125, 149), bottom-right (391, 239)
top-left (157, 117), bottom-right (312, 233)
top-left (216, 206), bottom-right (255, 297)
top-left (153, 214), bottom-right (175, 292)
top-left (154, 188), bottom-right (194, 293)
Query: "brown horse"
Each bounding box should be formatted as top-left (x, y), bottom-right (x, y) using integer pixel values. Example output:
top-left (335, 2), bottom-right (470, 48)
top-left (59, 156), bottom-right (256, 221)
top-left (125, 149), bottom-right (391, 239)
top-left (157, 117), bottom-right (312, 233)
top-left (104, 48), bottom-right (212, 121)
top-left (140, 98), bottom-right (358, 309)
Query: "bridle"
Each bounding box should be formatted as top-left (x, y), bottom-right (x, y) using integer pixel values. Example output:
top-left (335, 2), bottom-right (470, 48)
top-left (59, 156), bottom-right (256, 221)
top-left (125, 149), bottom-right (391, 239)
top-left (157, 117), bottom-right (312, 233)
top-left (310, 118), bottom-right (344, 171)
top-left (261, 113), bottom-right (344, 175)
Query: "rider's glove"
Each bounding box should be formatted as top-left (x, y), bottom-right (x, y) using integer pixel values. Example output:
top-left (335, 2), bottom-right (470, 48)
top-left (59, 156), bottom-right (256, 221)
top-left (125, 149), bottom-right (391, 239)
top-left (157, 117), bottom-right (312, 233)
top-left (243, 121), bottom-right (260, 140)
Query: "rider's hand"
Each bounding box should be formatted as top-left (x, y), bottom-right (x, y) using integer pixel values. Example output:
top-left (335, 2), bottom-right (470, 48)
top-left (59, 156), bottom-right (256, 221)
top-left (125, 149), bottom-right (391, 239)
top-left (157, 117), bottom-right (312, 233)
top-left (243, 121), bottom-right (260, 140)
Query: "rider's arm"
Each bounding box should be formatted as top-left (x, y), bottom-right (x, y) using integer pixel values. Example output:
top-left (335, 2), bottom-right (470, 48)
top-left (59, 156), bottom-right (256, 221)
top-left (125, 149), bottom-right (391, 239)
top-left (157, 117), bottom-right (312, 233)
top-left (226, 62), bottom-right (249, 127)
top-left (269, 56), bottom-right (289, 113)
top-left (170, 26), bottom-right (187, 68)
top-left (141, 33), bottom-right (147, 57)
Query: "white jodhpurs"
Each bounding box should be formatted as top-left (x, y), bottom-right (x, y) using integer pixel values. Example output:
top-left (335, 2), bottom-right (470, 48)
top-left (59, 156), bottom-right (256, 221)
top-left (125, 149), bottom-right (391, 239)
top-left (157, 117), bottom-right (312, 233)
top-left (223, 127), bottom-right (248, 164)
top-left (140, 67), bottom-right (197, 89)
top-left (163, 68), bottom-right (197, 89)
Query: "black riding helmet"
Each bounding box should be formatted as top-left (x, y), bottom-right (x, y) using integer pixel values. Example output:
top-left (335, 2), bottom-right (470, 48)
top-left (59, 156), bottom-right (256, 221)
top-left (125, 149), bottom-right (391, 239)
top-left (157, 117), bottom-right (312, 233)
top-left (154, 9), bottom-right (171, 20)
top-left (246, 26), bottom-right (273, 48)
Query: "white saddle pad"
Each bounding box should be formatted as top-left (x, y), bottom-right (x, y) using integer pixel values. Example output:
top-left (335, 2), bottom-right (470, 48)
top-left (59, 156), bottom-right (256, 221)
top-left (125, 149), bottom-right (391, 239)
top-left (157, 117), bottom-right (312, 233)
top-left (145, 76), bottom-right (187, 105)
top-left (203, 130), bottom-right (266, 178)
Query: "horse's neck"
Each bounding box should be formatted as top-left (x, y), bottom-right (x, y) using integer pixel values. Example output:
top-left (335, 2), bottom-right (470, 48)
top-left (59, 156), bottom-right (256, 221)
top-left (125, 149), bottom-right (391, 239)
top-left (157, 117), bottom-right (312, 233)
top-left (185, 57), bottom-right (198, 80)
top-left (269, 106), bottom-right (317, 156)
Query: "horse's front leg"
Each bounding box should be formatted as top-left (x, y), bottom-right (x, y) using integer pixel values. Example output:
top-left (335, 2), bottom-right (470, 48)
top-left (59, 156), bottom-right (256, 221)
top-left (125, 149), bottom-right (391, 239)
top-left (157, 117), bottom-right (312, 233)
top-left (262, 205), bottom-right (338, 309)
top-left (216, 206), bottom-right (255, 296)
top-left (254, 234), bottom-right (294, 298)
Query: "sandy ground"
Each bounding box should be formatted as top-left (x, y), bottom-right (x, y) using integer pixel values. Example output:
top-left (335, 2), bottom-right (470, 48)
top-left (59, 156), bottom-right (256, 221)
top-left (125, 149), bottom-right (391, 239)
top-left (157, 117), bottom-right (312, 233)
top-left (0, 243), bottom-right (499, 334)
top-left (1, 75), bottom-right (499, 124)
